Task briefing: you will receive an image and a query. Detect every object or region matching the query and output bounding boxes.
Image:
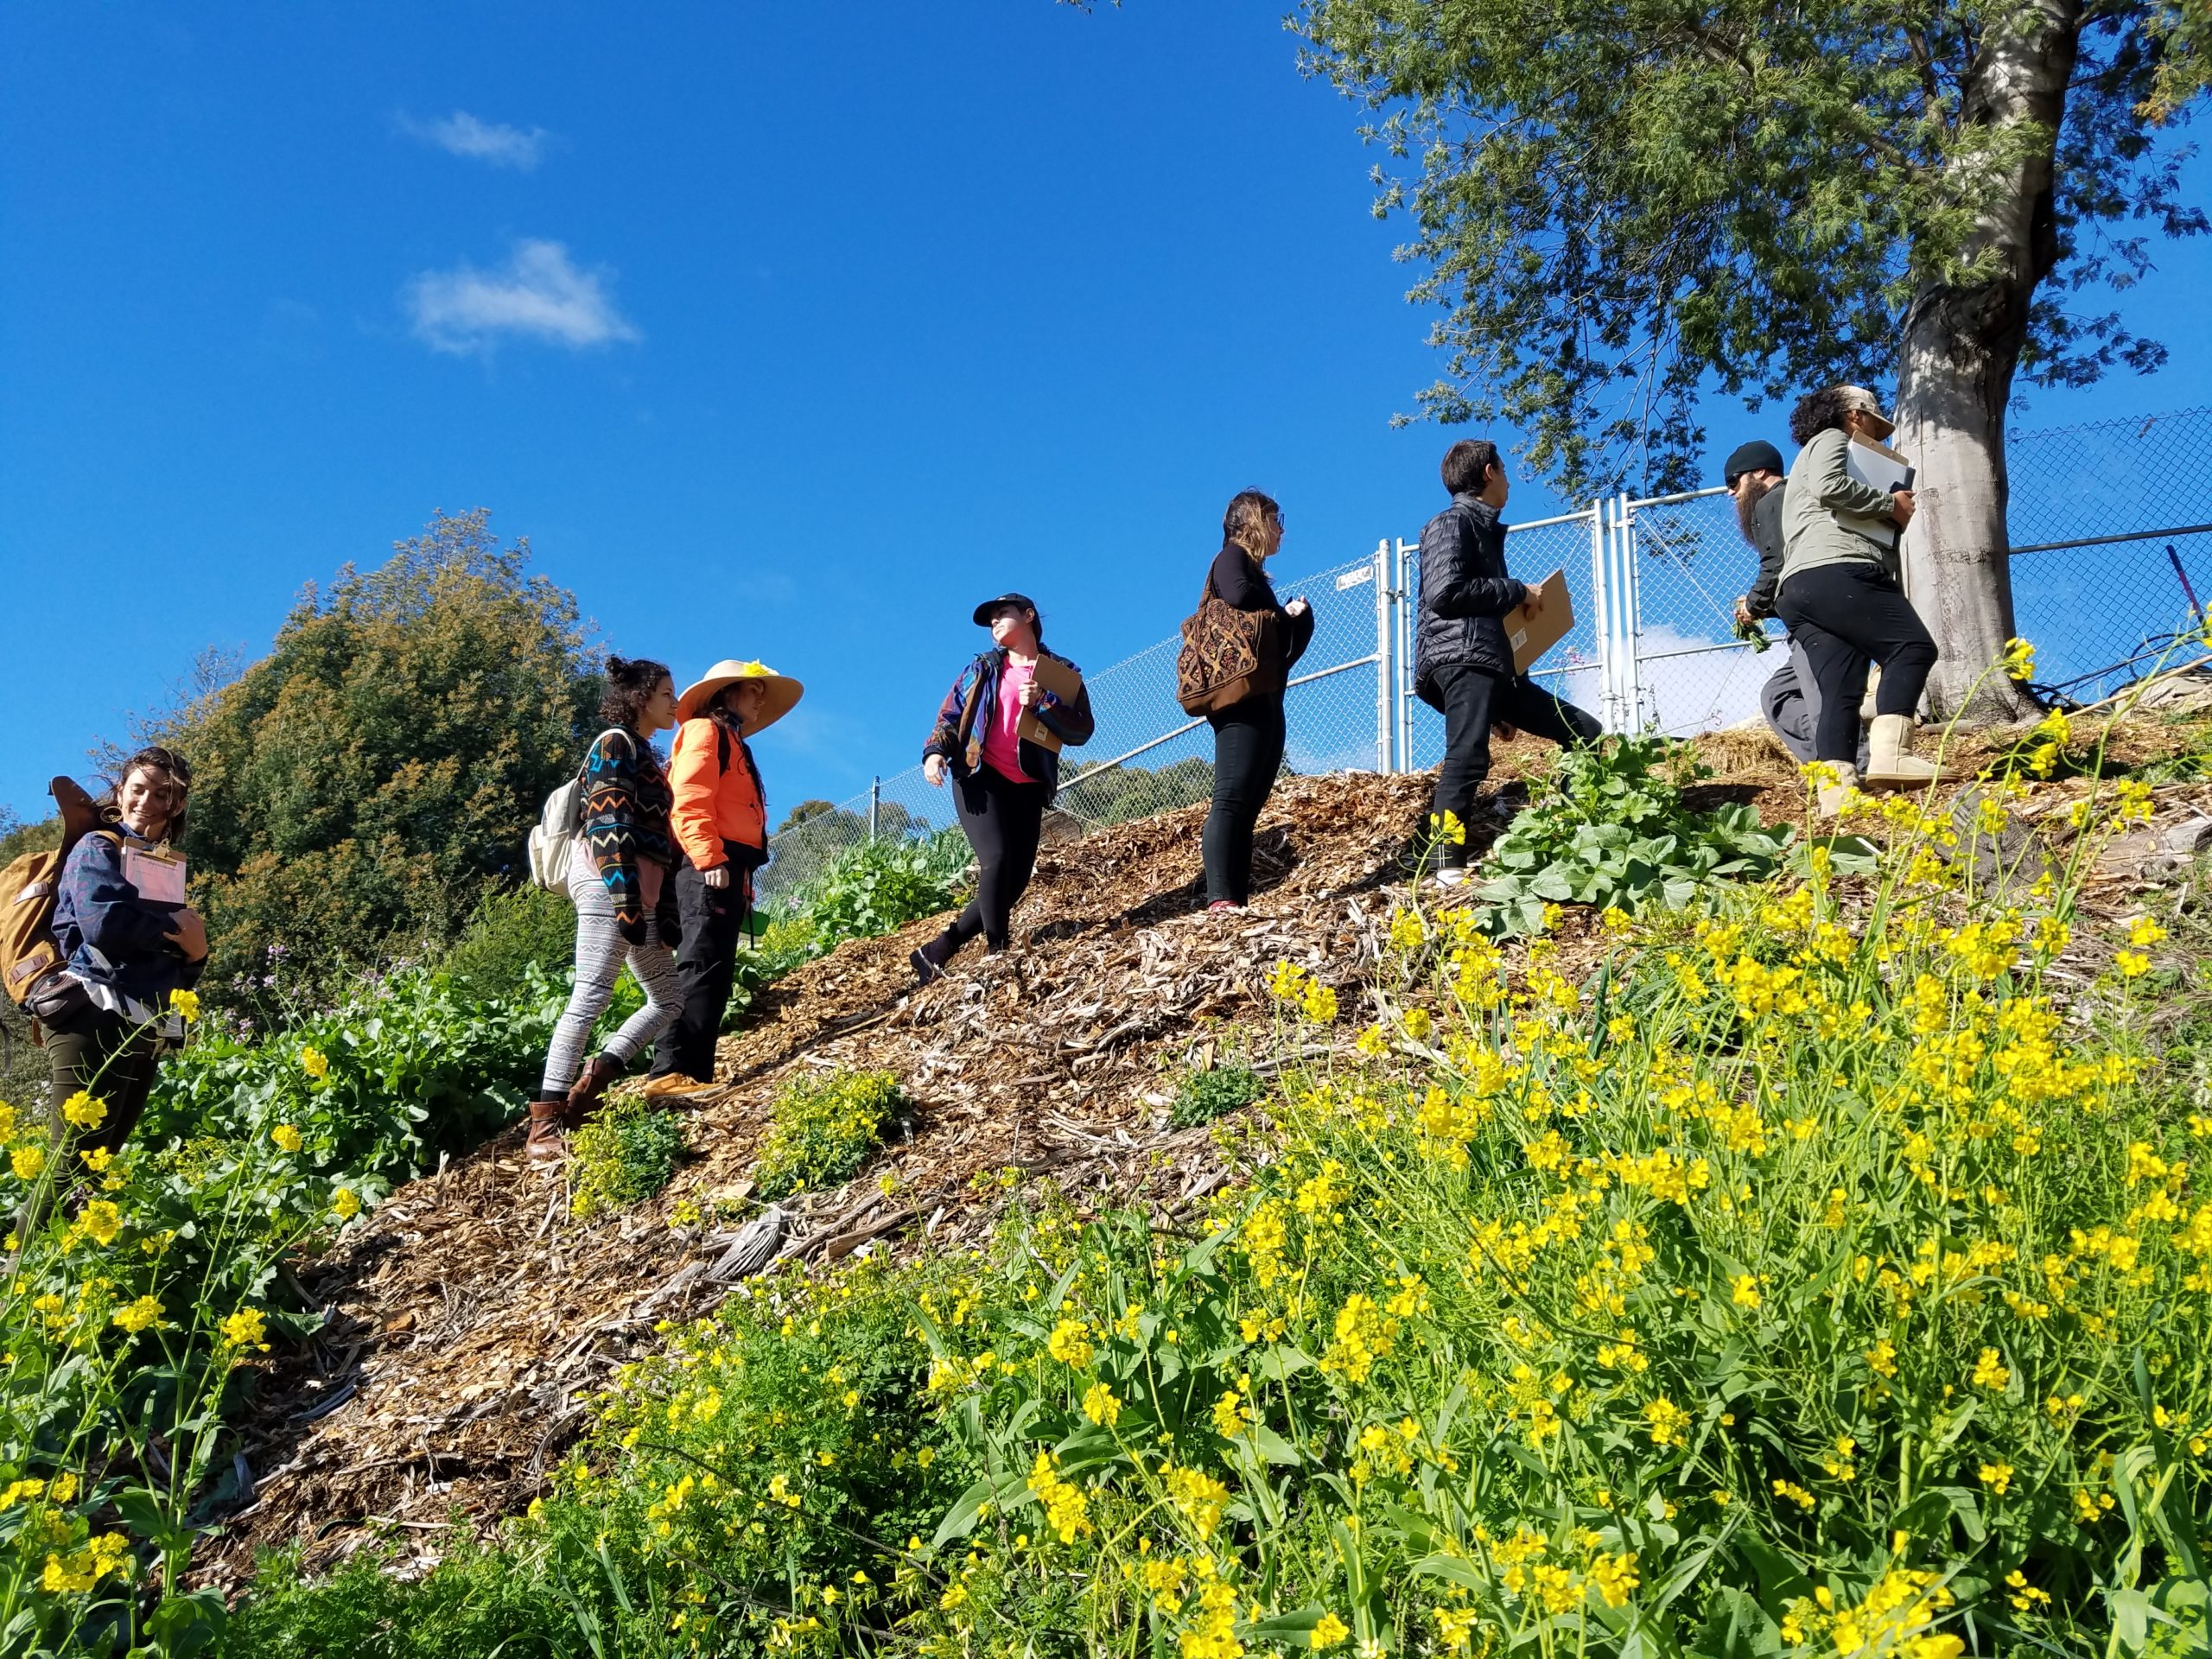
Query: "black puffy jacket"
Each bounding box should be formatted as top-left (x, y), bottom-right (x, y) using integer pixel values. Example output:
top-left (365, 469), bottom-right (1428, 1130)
top-left (1414, 493), bottom-right (1526, 690)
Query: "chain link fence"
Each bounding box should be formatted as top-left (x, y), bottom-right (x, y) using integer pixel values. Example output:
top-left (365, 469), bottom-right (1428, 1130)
top-left (758, 406), bottom-right (2212, 906)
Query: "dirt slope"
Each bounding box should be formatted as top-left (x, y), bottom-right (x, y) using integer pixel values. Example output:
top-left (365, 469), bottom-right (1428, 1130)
top-left (196, 717), bottom-right (2202, 1586)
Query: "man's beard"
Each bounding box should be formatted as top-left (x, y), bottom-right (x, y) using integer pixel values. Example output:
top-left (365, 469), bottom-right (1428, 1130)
top-left (1734, 475), bottom-right (1777, 546)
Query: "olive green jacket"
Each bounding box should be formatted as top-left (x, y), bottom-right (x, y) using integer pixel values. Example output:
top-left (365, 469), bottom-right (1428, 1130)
top-left (1778, 427), bottom-right (1902, 588)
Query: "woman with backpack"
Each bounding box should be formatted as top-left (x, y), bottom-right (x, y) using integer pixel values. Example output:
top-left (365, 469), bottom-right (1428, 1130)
top-left (527, 657), bottom-right (686, 1163)
top-left (912, 594), bottom-right (1095, 983)
top-left (41, 747), bottom-right (208, 1164)
top-left (639, 659), bottom-right (803, 1098)
top-left (1198, 491), bottom-right (1312, 912)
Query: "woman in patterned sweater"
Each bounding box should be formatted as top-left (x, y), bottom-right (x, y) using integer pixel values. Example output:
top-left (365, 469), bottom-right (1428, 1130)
top-left (528, 656), bottom-right (686, 1163)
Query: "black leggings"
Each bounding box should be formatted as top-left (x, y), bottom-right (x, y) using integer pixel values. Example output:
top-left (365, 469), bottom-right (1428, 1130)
top-left (1204, 701), bottom-right (1287, 905)
top-left (1420, 664), bottom-right (1601, 861)
top-left (946, 766), bottom-right (1051, 953)
top-left (650, 855), bottom-right (751, 1083)
top-left (1775, 562), bottom-right (1938, 765)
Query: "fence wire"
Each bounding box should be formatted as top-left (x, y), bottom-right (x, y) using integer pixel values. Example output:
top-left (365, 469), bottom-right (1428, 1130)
top-left (759, 406), bottom-right (2212, 905)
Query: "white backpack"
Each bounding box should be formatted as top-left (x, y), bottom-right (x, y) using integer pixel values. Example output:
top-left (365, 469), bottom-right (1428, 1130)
top-left (526, 729), bottom-right (627, 895)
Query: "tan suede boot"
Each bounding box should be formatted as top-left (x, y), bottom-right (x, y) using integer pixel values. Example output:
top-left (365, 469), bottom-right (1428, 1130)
top-left (526, 1099), bottom-right (570, 1164)
top-left (1815, 763), bottom-right (1860, 820)
top-left (1864, 714), bottom-right (1958, 786)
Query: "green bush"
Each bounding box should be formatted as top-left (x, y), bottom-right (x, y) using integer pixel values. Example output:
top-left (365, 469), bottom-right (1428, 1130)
top-left (441, 880), bottom-right (579, 1001)
top-left (1471, 733), bottom-right (1794, 935)
top-left (1170, 1062), bottom-right (1268, 1128)
top-left (800, 831), bottom-right (969, 942)
top-left (569, 1095), bottom-right (689, 1219)
top-left (752, 1070), bottom-right (905, 1201)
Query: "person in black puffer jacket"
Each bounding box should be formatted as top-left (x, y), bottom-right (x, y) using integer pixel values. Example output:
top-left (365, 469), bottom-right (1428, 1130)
top-left (1414, 439), bottom-right (1600, 882)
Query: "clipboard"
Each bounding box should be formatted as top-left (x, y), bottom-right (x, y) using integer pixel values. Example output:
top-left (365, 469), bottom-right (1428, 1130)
top-left (1844, 437), bottom-right (1915, 550)
top-left (124, 846), bottom-right (188, 906)
top-left (1017, 656), bottom-right (1085, 753)
top-left (1506, 569), bottom-right (1573, 673)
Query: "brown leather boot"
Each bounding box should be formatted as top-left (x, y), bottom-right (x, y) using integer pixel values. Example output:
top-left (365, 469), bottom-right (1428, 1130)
top-left (526, 1098), bottom-right (570, 1164)
top-left (566, 1052), bottom-right (623, 1122)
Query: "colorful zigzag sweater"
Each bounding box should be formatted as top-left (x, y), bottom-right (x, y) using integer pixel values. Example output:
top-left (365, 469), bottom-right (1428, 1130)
top-left (581, 728), bottom-right (677, 942)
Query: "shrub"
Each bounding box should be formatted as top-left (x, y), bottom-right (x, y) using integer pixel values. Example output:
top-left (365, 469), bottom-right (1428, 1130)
top-left (1170, 1062), bottom-right (1267, 1128)
top-left (1470, 734), bottom-right (1793, 935)
top-left (569, 1096), bottom-right (689, 1219)
top-left (441, 880), bottom-right (579, 1001)
top-left (800, 832), bottom-right (969, 942)
top-left (752, 1071), bottom-right (905, 1201)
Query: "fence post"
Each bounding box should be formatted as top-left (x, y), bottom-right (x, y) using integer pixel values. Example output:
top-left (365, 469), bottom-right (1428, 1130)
top-left (1372, 538), bottom-right (1395, 772)
top-left (868, 777), bottom-right (880, 842)
top-left (1396, 537), bottom-right (1418, 771)
top-left (1616, 493), bottom-right (1643, 730)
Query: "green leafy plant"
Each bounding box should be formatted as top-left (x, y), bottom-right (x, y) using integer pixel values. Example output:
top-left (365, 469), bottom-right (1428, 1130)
top-left (1473, 734), bottom-right (1794, 935)
top-left (1170, 1063), bottom-right (1267, 1128)
top-left (799, 832), bottom-right (970, 943)
top-left (569, 1096), bottom-right (689, 1219)
top-left (752, 1071), bottom-right (905, 1201)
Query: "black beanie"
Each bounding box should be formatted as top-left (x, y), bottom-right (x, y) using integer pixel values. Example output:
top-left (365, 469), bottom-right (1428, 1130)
top-left (1723, 440), bottom-right (1784, 486)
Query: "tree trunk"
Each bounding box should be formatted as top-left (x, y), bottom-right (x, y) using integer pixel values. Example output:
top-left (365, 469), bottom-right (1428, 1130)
top-left (1893, 0), bottom-right (2083, 722)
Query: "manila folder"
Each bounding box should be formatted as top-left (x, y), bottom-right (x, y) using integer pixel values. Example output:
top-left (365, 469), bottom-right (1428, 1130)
top-left (1017, 656), bottom-right (1085, 753)
top-left (1507, 569), bottom-right (1573, 674)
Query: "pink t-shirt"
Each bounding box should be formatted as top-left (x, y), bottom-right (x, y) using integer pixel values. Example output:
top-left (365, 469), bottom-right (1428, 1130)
top-left (982, 659), bottom-right (1036, 783)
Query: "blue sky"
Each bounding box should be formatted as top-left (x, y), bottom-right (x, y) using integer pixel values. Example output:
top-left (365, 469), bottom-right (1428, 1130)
top-left (3, 2), bottom-right (2206, 829)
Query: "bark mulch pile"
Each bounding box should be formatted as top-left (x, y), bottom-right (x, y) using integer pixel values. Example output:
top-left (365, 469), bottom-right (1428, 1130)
top-left (198, 719), bottom-right (2211, 1587)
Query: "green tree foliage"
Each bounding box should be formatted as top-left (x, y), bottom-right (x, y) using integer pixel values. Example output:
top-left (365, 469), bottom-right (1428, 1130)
top-left (1295, 0), bottom-right (2209, 713)
top-left (152, 510), bottom-right (599, 999)
top-left (1058, 756), bottom-right (1216, 827)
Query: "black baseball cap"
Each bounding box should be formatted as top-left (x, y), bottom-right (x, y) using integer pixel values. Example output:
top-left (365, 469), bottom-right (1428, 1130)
top-left (1722, 441), bottom-right (1784, 487)
top-left (972, 592), bottom-right (1039, 626)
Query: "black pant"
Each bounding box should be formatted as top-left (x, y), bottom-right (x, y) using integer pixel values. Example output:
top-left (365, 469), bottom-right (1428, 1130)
top-left (650, 857), bottom-right (750, 1082)
top-left (943, 766), bottom-right (1050, 953)
top-left (45, 1005), bottom-right (163, 1158)
top-left (1775, 562), bottom-right (1938, 765)
top-left (1420, 664), bottom-right (1601, 866)
top-left (1204, 701), bottom-right (1287, 905)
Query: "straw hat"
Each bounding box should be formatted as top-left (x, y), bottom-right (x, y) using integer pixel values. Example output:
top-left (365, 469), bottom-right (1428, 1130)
top-left (676, 659), bottom-right (804, 734)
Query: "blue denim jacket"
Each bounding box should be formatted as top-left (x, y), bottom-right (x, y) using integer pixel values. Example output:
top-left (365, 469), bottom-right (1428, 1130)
top-left (54, 830), bottom-right (203, 1008)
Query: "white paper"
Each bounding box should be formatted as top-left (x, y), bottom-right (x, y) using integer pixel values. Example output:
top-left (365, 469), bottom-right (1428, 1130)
top-left (124, 847), bottom-right (188, 906)
top-left (1844, 438), bottom-right (1914, 550)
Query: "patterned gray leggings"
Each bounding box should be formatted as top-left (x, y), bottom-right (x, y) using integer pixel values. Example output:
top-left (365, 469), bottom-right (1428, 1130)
top-left (539, 874), bottom-right (683, 1096)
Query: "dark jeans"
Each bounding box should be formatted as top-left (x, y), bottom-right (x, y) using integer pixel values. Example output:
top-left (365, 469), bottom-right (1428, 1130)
top-left (45, 1004), bottom-right (163, 1159)
top-left (1775, 562), bottom-right (1938, 765)
top-left (1204, 700), bottom-right (1287, 905)
top-left (943, 766), bottom-right (1050, 953)
top-left (649, 858), bottom-right (750, 1083)
top-left (1420, 664), bottom-right (1601, 867)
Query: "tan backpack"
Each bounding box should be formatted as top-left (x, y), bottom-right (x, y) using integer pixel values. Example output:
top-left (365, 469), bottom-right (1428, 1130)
top-left (3, 778), bottom-right (105, 1009)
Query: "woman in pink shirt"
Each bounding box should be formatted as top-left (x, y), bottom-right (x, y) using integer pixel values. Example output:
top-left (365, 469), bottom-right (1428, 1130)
top-left (914, 594), bottom-right (1095, 982)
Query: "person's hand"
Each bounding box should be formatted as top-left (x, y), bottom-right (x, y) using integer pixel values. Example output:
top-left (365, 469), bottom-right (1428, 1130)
top-left (640, 860), bottom-right (665, 912)
top-left (925, 753), bottom-right (948, 787)
top-left (167, 907), bottom-right (208, 963)
top-left (1734, 596), bottom-right (1755, 629)
top-left (1521, 579), bottom-right (1547, 613)
top-left (1017, 677), bottom-right (1040, 709)
top-left (1285, 597), bottom-right (1310, 618)
top-left (1890, 488), bottom-right (1916, 527)
top-left (701, 865), bottom-right (730, 890)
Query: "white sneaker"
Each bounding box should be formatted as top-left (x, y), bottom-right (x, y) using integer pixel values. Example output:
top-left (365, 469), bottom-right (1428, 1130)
top-left (1432, 866), bottom-right (1471, 888)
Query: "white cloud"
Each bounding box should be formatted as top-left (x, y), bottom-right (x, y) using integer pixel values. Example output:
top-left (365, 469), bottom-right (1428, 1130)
top-left (397, 110), bottom-right (550, 169)
top-left (404, 240), bottom-right (640, 355)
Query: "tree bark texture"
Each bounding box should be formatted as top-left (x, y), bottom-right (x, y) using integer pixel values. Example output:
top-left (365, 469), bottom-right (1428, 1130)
top-left (1894, 0), bottom-right (2082, 721)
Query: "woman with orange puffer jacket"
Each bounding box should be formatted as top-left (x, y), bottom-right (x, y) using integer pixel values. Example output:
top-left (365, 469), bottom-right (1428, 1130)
top-left (639, 659), bottom-right (803, 1097)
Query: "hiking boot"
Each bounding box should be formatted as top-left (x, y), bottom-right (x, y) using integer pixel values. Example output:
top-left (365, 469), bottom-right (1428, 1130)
top-left (526, 1099), bottom-right (569, 1165)
top-left (1864, 715), bottom-right (1959, 787)
top-left (639, 1071), bottom-right (713, 1101)
top-left (567, 1052), bottom-right (623, 1118)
